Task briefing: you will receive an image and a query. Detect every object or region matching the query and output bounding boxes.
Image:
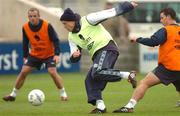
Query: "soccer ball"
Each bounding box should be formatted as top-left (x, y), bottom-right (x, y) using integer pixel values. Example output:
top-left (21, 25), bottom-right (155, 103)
top-left (28, 89), bottom-right (45, 106)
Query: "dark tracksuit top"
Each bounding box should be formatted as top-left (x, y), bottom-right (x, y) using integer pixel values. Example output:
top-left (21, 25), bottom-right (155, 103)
top-left (136, 28), bottom-right (167, 46)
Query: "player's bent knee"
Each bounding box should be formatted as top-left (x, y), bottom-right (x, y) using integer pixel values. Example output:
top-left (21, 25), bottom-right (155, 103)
top-left (139, 80), bottom-right (150, 88)
top-left (48, 67), bottom-right (56, 72)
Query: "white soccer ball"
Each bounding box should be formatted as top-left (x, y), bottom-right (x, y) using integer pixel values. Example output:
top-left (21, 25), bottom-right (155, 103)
top-left (28, 89), bottom-right (45, 106)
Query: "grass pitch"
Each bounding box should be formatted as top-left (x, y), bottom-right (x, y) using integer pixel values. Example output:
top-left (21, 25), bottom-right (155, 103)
top-left (0, 72), bottom-right (179, 116)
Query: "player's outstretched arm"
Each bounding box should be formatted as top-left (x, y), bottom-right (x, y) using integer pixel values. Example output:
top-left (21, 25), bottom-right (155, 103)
top-left (86, 1), bottom-right (138, 25)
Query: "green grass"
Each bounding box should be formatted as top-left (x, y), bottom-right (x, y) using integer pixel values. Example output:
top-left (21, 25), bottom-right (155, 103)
top-left (0, 73), bottom-right (179, 116)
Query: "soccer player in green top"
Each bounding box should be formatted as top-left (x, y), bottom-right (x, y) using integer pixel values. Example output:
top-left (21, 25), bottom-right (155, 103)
top-left (60, 1), bottom-right (138, 114)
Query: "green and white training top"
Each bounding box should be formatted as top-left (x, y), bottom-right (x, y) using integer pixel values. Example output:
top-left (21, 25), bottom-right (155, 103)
top-left (68, 16), bottom-right (113, 58)
top-left (68, 2), bottom-right (133, 58)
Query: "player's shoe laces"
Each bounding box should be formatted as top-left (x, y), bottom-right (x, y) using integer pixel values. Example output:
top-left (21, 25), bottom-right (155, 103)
top-left (89, 108), bottom-right (107, 114)
top-left (128, 71), bottom-right (137, 88)
top-left (113, 107), bottom-right (133, 113)
top-left (2, 95), bottom-right (16, 101)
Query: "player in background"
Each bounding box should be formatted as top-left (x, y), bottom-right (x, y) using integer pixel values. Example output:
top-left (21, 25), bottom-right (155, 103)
top-left (3, 8), bottom-right (68, 101)
top-left (60, 1), bottom-right (138, 114)
top-left (113, 8), bottom-right (180, 113)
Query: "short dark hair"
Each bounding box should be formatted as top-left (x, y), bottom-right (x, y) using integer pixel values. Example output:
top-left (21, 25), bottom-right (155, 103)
top-left (28, 8), bottom-right (40, 16)
top-left (160, 8), bottom-right (176, 20)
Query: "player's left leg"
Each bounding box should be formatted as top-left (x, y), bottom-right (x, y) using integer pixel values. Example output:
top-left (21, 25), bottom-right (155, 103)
top-left (47, 67), bottom-right (68, 101)
top-left (92, 50), bottom-right (137, 88)
top-left (45, 56), bottom-right (68, 101)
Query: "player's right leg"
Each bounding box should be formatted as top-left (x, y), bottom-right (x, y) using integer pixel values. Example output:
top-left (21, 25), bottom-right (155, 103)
top-left (85, 67), bottom-right (107, 114)
top-left (3, 65), bottom-right (33, 101)
top-left (177, 92), bottom-right (180, 107)
top-left (113, 72), bottom-right (161, 113)
top-left (2, 55), bottom-right (38, 101)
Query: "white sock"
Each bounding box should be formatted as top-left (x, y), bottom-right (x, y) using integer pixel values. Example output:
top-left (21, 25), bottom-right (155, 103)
top-left (60, 87), bottom-right (67, 97)
top-left (96, 100), bottom-right (106, 110)
top-left (120, 72), bottom-right (130, 79)
top-left (10, 88), bottom-right (18, 97)
top-left (125, 99), bottom-right (137, 108)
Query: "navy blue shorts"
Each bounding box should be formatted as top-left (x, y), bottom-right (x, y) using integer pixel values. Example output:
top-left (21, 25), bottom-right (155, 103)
top-left (152, 64), bottom-right (180, 92)
top-left (24, 55), bottom-right (56, 70)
